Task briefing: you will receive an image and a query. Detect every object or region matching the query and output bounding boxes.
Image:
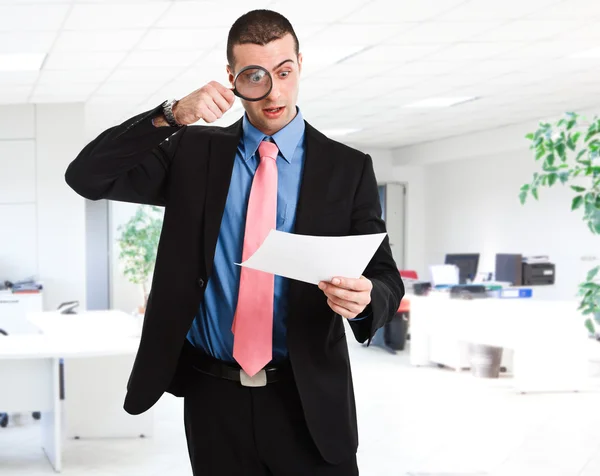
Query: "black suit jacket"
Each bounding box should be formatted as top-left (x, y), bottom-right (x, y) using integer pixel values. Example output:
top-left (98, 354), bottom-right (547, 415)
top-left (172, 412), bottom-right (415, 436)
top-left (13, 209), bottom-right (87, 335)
top-left (65, 103), bottom-right (404, 464)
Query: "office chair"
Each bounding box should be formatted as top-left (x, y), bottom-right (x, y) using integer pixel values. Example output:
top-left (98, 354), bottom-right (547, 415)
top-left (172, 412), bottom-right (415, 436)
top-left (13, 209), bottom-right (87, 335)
top-left (0, 328), bottom-right (41, 428)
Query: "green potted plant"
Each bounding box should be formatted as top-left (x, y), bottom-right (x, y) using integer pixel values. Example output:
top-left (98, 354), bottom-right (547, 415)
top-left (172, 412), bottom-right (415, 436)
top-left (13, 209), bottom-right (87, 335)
top-left (520, 112), bottom-right (600, 339)
top-left (116, 205), bottom-right (163, 314)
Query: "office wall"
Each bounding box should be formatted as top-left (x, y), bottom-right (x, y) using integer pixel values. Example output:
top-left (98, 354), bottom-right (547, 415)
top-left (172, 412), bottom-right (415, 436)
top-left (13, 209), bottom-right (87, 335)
top-left (0, 103), bottom-right (87, 310)
top-left (393, 119), bottom-right (599, 301)
top-left (393, 164), bottom-right (426, 278)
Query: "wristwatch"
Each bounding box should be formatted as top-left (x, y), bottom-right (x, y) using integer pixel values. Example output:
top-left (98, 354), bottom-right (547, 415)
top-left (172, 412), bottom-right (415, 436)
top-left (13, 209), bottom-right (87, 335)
top-left (162, 99), bottom-right (181, 127)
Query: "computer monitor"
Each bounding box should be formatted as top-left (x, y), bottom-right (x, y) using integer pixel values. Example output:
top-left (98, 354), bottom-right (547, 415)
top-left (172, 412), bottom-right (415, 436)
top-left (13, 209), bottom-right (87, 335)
top-left (444, 253), bottom-right (480, 284)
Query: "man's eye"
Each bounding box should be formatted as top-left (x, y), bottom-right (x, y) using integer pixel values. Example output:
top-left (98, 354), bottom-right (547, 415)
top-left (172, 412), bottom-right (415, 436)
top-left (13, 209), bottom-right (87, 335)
top-left (279, 71), bottom-right (290, 78)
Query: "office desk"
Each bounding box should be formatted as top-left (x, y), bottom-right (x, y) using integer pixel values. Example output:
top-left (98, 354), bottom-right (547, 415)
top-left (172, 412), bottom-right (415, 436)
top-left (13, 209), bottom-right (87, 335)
top-left (0, 310), bottom-right (151, 472)
top-left (408, 294), bottom-right (593, 392)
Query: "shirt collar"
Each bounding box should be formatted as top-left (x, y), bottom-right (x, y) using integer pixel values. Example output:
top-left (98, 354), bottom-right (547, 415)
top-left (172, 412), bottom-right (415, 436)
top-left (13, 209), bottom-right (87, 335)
top-left (242, 107), bottom-right (305, 164)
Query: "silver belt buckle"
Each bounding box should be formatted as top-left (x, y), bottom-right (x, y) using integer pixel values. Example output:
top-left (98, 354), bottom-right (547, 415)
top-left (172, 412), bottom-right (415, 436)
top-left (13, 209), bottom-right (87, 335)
top-left (240, 369), bottom-right (267, 387)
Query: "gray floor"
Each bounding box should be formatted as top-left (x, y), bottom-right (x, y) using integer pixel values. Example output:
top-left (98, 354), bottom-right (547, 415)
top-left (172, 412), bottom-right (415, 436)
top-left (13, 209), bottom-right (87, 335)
top-left (2, 337), bottom-right (600, 476)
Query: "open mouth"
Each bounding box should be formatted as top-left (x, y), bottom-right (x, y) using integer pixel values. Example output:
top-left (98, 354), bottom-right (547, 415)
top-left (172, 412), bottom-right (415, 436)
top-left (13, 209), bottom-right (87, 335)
top-left (263, 106), bottom-right (285, 117)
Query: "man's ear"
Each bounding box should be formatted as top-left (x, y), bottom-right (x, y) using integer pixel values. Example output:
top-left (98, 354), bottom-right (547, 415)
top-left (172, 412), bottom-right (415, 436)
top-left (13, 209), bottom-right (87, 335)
top-left (226, 65), bottom-right (235, 87)
top-left (297, 53), bottom-right (303, 75)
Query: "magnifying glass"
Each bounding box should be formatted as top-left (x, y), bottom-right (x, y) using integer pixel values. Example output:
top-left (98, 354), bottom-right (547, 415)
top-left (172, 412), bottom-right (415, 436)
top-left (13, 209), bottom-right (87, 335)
top-left (232, 65), bottom-right (273, 102)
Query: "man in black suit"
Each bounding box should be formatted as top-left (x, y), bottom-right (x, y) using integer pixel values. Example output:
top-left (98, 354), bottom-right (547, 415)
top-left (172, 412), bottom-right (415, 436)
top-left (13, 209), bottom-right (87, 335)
top-left (66, 9), bottom-right (403, 476)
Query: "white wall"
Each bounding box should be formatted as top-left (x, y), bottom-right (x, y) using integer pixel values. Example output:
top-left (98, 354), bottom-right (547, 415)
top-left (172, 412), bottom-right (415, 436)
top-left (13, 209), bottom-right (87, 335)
top-left (0, 103), bottom-right (87, 310)
top-left (393, 165), bottom-right (426, 278)
top-left (392, 115), bottom-right (599, 301)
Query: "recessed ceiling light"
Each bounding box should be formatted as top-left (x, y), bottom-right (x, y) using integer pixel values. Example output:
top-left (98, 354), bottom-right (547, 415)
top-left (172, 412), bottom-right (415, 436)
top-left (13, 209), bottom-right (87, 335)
top-left (403, 96), bottom-right (478, 108)
top-left (0, 53), bottom-right (46, 72)
top-left (322, 128), bottom-right (362, 137)
top-left (569, 46), bottom-right (600, 58)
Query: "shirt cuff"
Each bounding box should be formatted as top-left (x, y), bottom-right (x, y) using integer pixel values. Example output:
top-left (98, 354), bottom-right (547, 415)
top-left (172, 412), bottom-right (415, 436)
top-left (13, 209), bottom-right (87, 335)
top-left (348, 304), bottom-right (372, 321)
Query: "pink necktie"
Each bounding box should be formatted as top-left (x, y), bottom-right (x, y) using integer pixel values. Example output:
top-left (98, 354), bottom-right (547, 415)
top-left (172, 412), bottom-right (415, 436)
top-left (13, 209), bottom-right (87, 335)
top-left (232, 140), bottom-right (278, 376)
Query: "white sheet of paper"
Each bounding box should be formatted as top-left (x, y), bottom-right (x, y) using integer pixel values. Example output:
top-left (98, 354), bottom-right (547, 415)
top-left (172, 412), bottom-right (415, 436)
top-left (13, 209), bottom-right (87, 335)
top-left (237, 230), bottom-right (387, 285)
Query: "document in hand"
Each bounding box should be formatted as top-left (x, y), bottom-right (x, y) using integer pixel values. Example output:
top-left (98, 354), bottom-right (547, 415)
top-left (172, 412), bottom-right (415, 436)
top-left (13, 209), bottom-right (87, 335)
top-left (237, 230), bottom-right (387, 285)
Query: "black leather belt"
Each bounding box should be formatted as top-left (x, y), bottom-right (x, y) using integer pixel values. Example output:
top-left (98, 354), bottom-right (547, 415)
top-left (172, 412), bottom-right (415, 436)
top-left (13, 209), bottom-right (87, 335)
top-left (186, 343), bottom-right (292, 387)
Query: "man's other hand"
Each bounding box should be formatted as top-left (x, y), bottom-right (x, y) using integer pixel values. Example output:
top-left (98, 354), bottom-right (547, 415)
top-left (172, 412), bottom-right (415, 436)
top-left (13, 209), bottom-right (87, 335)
top-left (318, 276), bottom-right (372, 320)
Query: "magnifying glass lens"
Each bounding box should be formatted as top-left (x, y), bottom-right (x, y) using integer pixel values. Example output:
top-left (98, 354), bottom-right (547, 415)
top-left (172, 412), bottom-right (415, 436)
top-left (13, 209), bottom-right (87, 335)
top-left (234, 67), bottom-right (272, 101)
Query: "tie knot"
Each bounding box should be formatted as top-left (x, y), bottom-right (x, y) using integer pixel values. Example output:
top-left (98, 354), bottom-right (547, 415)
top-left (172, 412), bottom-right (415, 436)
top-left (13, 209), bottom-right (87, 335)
top-left (258, 140), bottom-right (278, 162)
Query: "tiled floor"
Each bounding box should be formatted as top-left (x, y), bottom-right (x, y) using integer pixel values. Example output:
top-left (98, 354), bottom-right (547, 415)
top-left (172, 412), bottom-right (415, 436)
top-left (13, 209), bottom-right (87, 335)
top-left (2, 336), bottom-right (600, 476)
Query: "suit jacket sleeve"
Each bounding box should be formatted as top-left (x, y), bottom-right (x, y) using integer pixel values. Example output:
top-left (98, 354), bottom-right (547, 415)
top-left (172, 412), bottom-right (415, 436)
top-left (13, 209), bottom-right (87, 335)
top-left (347, 154), bottom-right (405, 344)
top-left (65, 103), bottom-right (187, 206)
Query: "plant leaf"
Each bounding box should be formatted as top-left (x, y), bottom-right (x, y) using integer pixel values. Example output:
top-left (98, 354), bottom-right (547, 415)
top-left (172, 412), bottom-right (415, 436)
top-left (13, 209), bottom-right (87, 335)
top-left (548, 173), bottom-right (558, 186)
top-left (556, 142), bottom-right (567, 161)
top-left (571, 185), bottom-right (586, 193)
top-left (572, 195), bottom-right (584, 210)
top-left (587, 266), bottom-right (600, 282)
top-left (559, 172), bottom-right (570, 184)
top-left (585, 318), bottom-right (595, 334)
top-left (536, 147), bottom-right (546, 160)
top-left (519, 191), bottom-right (528, 205)
top-left (532, 188), bottom-right (539, 200)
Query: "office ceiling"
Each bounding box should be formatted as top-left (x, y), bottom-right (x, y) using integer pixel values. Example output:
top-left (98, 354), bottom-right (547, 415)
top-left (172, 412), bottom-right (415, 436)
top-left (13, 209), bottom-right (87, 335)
top-left (1, 0), bottom-right (600, 147)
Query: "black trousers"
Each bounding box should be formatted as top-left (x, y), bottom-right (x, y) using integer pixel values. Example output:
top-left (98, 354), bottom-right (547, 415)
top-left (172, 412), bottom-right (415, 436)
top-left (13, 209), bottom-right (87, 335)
top-left (183, 359), bottom-right (359, 476)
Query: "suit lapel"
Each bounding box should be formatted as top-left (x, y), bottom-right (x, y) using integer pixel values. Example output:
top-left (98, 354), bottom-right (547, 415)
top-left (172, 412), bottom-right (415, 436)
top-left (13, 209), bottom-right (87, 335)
top-left (293, 121), bottom-right (335, 236)
top-left (203, 120), bottom-right (243, 277)
top-left (288, 122), bottom-right (335, 319)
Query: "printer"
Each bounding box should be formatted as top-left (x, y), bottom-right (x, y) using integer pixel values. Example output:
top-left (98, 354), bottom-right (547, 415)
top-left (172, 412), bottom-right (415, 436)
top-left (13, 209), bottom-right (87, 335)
top-left (522, 262), bottom-right (555, 285)
top-left (495, 254), bottom-right (555, 286)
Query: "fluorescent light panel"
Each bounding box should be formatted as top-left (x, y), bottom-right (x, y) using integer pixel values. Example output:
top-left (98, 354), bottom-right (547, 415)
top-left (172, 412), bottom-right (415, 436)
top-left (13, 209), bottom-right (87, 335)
top-left (0, 53), bottom-right (45, 72)
top-left (403, 96), bottom-right (478, 108)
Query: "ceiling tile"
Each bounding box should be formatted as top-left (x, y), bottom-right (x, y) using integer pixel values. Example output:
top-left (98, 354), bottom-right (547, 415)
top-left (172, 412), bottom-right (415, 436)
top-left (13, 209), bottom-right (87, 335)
top-left (437, 0), bottom-right (564, 21)
top-left (0, 31), bottom-right (56, 54)
top-left (156, 2), bottom-right (272, 29)
top-left (472, 20), bottom-right (585, 42)
top-left (555, 23), bottom-right (600, 41)
top-left (108, 67), bottom-right (181, 83)
top-left (387, 21), bottom-right (506, 44)
top-left (528, 0), bottom-right (600, 19)
top-left (303, 59), bottom-right (394, 81)
top-left (139, 28), bottom-right (227, 51)
top-left (0, 72), bottom-right (39, 85)
top-left (393, 61), bottom-right (471, 76)
top-left (121, 50), bottom-right (204, 69)
top-left (269, 0), bottom-right (368, 24)
top-left (425, 42), bottom-right (525, 61)
top-left (0, 5), bottom-right (70, 31)
top-left (64, 3), bottom-right (169, 30)
top-left (342, 0), bottom-right (466, 23)
top-left (496, 39), bottom-right (592, 59)
top-left (348, 44), bottom-right (443, 63)
top-left (303, 24), bottom-right (417, 48)
top-left (53, 30), bottom-right (146, 53)
top-left (95, 80), bottom-right (163, 96)
top-left (44, 51), bottom-right (128, 70)
top-left (38, 69), bottom-right (112, 84)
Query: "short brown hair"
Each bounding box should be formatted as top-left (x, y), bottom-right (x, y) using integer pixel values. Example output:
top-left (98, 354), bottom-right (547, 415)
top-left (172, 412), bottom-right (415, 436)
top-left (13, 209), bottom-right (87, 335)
top-left (227, 9), bottom-right (299, 70)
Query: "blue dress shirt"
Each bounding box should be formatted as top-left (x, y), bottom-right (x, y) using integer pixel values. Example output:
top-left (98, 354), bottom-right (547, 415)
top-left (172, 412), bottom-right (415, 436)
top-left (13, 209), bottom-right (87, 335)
top-left (186, 108), bottom-right (306, 363)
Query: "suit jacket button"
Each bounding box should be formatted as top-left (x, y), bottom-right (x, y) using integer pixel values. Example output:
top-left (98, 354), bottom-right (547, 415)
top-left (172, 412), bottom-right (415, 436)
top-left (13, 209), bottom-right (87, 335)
top-left (197, 278), bottom-right (205, 288)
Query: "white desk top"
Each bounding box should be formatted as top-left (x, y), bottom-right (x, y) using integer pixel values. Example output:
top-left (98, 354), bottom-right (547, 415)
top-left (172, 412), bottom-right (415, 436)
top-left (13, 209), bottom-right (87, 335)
top-left (0, 335), bottom-right (141, 359)
top-left (0, 309), bottom-right (142, 360)
top-left (28, 310), bottom-right (141, 338)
